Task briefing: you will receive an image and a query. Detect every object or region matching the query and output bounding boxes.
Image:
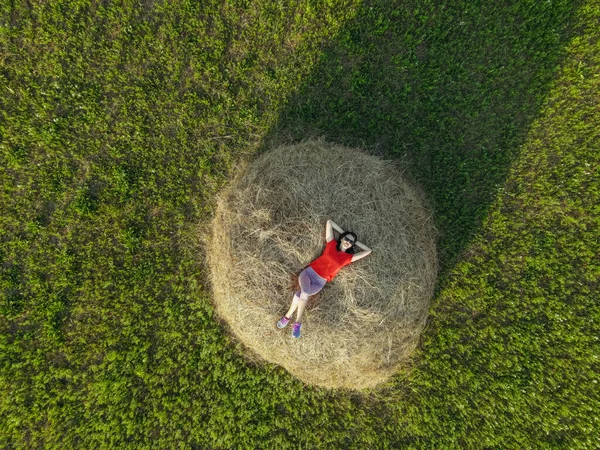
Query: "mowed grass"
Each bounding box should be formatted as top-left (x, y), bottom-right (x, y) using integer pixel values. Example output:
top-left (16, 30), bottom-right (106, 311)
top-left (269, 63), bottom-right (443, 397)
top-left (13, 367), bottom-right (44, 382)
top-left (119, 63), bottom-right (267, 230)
top-left (1, 0), bottom-right (598, 448)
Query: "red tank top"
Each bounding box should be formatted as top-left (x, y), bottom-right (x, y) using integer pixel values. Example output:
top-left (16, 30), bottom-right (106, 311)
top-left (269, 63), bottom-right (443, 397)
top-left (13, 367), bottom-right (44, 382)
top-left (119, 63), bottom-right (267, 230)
top-left (309, 240), bottom-right (353, 282)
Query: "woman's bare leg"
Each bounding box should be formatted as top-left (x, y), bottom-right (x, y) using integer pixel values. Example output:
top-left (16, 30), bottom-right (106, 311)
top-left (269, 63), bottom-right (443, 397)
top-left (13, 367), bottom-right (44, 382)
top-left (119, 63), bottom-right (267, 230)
top-left (284, 292), bottom-right (301, 318)
top-left (295, 299), bottom-right (308, 323)
top-left (290, 269), bottom-right (313, 322)
top-left (283, 269), bottom-right (323, 323)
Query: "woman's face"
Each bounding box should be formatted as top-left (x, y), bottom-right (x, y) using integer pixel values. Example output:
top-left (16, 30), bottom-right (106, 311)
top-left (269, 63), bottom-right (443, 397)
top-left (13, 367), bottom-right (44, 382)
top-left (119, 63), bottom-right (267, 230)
top-left (340, 235), bottom-right (355, 251)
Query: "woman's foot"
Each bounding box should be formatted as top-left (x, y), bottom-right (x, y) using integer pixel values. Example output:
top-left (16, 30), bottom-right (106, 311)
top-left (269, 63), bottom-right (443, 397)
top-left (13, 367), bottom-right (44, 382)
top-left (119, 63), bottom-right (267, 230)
top-left (277, 316), bottom-right (291, 329)
top-left (292, 322), bottom-right (302, 338)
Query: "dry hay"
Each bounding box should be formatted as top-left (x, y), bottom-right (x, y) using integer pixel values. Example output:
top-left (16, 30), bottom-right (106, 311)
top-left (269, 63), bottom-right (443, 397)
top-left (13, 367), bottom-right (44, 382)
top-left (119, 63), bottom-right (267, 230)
top-left (207, 139), bottom-right (437, 390)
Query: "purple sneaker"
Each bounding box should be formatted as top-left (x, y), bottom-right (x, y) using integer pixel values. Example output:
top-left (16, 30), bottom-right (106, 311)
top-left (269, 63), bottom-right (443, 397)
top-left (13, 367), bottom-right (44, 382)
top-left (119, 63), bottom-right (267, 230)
top-left (292, 322), bottom-right (302, 338)
top-left (277, 316), bottom-right (290, 329)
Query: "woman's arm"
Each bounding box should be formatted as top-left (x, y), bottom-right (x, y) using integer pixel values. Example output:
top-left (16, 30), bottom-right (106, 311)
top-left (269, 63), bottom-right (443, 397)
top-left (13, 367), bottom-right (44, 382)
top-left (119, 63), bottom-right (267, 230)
top-left (326, 219), bottom-right (345, 242)
top-left (351, 241), bottom-right (372, 262)
top-left (328, 219), bottom-right (372, 261)
top-left (328, 219), bottom-right (345, 234)
top-left (355, 241), bottom-right (371, 252)
top-left (325, 219), bottom-right (335, 242)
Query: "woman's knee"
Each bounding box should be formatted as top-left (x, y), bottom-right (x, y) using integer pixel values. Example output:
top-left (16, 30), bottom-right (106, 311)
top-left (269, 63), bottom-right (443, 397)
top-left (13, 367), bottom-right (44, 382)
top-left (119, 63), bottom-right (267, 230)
top-left (294, 290), bottom-right (309, 301)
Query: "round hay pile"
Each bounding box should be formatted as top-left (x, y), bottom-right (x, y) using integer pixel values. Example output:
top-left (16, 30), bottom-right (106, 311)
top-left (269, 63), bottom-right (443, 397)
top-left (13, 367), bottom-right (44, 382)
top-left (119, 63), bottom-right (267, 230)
top-left (208, 140), bottom-right (437, 390)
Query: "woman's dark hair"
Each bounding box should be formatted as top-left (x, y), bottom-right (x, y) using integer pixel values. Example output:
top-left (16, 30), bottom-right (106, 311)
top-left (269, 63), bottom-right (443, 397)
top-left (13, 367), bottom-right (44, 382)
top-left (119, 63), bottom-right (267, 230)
top-left (337, 231), bottom-right (358, 254)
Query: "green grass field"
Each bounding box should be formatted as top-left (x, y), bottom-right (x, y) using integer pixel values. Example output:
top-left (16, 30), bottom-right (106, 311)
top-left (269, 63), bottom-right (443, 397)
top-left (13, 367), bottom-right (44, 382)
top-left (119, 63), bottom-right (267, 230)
top-left (1, 0), bottom-right (598, 448)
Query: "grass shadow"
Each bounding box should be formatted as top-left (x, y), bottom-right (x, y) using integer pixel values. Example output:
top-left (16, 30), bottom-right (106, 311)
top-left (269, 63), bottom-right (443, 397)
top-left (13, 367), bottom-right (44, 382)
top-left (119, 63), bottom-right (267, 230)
top-left (266, 0), bottom-right (582, 279)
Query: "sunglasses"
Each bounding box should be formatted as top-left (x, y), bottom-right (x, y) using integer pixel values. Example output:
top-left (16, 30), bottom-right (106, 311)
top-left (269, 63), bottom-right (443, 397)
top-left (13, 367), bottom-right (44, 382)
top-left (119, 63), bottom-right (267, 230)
top-left (343, 237), bottom-right (355, 244)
